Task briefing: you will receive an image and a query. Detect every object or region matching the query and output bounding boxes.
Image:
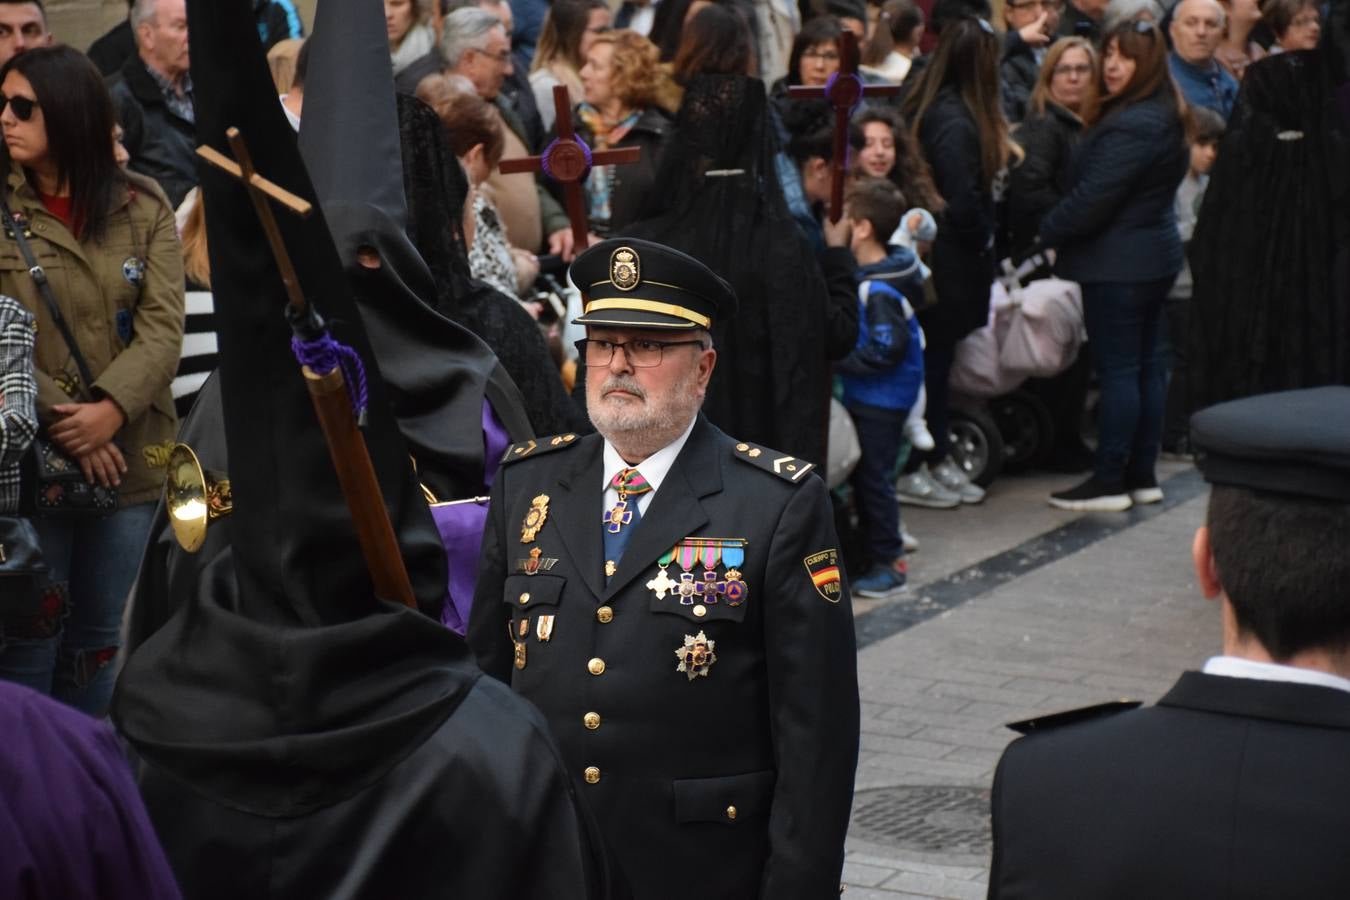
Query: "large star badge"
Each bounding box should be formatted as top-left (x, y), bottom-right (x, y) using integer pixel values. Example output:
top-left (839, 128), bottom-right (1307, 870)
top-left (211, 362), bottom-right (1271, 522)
top-left (674, 630), bottom-right (717, 681)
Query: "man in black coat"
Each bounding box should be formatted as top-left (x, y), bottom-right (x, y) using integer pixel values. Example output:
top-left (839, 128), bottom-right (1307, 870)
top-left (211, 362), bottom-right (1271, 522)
top-left (988, 386), bottom-right (1350, 900)
top-left (468, 238), bottom-right (861, 900)
top-left (106, 0), bottom-right (197, 209)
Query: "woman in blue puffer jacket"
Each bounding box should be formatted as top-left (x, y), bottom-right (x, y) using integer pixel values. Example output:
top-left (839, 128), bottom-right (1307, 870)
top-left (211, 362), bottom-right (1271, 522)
top-left (1039, 19), bottom-right (1189, 512)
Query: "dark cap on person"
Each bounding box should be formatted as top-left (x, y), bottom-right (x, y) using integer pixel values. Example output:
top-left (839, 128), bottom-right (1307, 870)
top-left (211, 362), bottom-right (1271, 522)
top-left (1191, 386), bottom-right (1350, 502)
top-left (570, 237), bottom-right (737, 331)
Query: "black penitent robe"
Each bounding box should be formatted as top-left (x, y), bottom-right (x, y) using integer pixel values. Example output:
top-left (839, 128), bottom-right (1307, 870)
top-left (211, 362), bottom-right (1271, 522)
top-left (1188, 50), bottom-right (1350, 412)
top-left (623, 75), bottom-right (844, 467)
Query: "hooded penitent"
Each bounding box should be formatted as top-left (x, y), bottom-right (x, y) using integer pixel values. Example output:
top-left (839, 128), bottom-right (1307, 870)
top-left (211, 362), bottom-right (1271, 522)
top-left (111, 0), bottom-right (606, 896)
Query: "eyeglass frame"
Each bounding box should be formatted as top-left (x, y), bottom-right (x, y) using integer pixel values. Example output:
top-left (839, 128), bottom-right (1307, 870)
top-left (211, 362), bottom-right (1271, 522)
top-left (575, 337), bottom-right (708, 368)
top-left (0, 93), bottom-right (38, 122)
top-left (1052, 62), bottom-right (1093, 76)
top-left (801, 48), bottom-right (841, 62)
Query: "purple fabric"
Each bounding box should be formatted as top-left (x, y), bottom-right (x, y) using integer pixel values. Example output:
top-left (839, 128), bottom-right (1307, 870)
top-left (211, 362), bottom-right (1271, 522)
top-left (436, 401), bottom-right (513, 634)
top-left (0, 681), bottom-right (182, 900)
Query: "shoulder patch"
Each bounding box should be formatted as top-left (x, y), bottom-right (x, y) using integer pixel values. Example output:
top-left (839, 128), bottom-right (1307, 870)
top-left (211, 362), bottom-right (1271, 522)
top-left (731, 440), bottom-right (815, 483)
top-left (500, 433), bottom-right (581, 465)
top-left (1006, 699), bottom-right (1142, 735)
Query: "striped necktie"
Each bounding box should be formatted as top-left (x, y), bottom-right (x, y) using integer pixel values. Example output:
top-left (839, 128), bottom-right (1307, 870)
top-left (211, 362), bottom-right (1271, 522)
top-left (602, 467), bottom-right (651, 580)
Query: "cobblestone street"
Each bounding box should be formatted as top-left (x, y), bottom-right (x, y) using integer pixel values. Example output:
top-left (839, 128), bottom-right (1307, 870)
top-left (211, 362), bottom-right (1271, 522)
top-left (844, 463), bottom-right (1213, 898)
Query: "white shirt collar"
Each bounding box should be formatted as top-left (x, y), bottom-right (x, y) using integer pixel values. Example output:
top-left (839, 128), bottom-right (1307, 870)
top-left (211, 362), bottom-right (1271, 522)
top-left (1202, 656), bottom-right (1350, 695)
top-left (601, 416), bottom-right (698, 507)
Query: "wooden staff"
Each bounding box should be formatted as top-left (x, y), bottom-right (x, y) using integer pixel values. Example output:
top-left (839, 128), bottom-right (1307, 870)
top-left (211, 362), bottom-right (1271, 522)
top-left (197, 127), bottom-right (417, 610)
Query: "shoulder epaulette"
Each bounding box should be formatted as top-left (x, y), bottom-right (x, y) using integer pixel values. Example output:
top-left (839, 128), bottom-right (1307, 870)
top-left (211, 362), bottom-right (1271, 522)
top-left (1006, 699), bottom-right (1142, 735)
top-left (730, 440), bottom-right (816, 484)
top-left (500, 433), bottom-right (581, 465)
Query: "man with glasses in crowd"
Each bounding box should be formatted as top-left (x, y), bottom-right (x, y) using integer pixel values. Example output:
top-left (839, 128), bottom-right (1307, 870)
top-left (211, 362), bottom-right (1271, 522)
top-left (468, 238), bottom-right (860, 900)
top-left (1002, 0), bottom-right (1061, 122)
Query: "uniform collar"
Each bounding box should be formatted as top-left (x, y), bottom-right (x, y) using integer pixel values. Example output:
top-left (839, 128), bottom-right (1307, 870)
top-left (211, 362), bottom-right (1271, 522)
top-left (601, 414), bottom-right (698, 497)
top-left (1202, 655), bottom-right (1350, 695)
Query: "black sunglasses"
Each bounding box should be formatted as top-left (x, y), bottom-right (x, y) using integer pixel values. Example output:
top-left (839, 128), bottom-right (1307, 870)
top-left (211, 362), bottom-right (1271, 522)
top-left (0, 93), bottom-right (37, 122)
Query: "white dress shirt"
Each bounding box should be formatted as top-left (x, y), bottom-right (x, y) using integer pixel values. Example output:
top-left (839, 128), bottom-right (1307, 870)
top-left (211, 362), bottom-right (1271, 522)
top-left (600, 417), bottom-right (697, 521)
top-left (1202, 655), bottom-right (1350, 695)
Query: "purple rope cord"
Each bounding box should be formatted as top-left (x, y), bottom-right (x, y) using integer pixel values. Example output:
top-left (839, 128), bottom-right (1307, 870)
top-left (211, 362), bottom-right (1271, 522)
top-left (291, 332), bottom-right (369, 419)
top-left (825, 71), bottom-right (865, 113)
top-left (540, 135), bottom-right (593, 182)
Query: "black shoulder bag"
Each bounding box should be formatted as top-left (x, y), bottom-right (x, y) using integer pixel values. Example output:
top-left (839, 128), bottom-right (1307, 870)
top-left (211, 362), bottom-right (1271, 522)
top-left (2, 198), bottom-right (119, 518)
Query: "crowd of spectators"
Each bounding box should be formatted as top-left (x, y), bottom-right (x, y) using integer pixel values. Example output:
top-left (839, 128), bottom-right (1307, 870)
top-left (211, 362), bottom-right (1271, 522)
top-left (0, 0), bottom-right (1342, 699)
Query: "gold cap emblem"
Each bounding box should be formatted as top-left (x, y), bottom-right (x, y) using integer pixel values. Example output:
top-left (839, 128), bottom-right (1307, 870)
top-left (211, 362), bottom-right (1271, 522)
top-left (610, 246), bottom-right (640, 291)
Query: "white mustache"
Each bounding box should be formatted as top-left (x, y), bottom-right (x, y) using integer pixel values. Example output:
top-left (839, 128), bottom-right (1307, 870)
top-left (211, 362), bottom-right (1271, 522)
top-left (601, 376), bottom-right (647, 400)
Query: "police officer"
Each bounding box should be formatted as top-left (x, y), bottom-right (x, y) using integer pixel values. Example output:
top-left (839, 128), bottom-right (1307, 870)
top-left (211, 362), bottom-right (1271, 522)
top-left (988, 386), bottom-right (1350, 899)
top-left (468, 238), bottom-right (860, 900)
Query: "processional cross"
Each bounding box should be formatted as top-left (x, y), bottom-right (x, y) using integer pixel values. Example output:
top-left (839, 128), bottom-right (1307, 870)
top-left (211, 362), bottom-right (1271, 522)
top-left (498, 84), bottom-right (642, 252)
top-left (196, 127), bottom-right (418, 610)
top-left (787, 30), bottom-right (900, 223)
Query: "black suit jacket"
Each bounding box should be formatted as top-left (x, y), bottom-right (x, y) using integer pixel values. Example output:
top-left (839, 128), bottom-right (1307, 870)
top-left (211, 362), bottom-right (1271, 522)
top-left (468, 416), bottom-right (860, 900)
top-left (989, 671), bottom-right (1350, 899)
top-left (107, 57), bottom-right (198, 210)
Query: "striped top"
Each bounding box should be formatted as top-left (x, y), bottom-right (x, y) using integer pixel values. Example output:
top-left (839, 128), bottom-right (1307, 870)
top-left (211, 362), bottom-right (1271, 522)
top-left (172, 289), bottom-right (217, 419)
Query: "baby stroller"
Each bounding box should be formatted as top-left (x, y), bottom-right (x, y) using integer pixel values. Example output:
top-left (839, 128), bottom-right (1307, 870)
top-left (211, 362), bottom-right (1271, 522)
top-left (946, 251), bottom-right (1086, 486)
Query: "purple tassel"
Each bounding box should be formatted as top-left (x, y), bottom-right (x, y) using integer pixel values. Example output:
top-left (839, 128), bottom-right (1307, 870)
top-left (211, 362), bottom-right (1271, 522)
top-left (291, 332), bottom-right (369, 421)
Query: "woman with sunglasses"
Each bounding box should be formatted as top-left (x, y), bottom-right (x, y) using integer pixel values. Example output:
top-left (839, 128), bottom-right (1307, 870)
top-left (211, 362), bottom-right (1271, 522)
top-left (0, 46), bottom-right (183, 715)
top-left (1038, 21), bottom-right (1188, 511)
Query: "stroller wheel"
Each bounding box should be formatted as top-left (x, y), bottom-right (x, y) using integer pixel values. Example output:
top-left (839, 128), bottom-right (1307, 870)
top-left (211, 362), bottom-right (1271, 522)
top-left (948, 406), bottom-right (1005, 488)
top-left (991, 390), bottom-right (1056, 473)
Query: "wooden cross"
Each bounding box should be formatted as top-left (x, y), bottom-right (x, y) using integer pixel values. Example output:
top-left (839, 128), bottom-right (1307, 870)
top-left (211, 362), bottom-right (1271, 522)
top-left (498, 84), bottom-right (641, 252)
top-left (787, 31), bottom-right (900, 223)
top-left (195, 127), bottom-right (418, 611)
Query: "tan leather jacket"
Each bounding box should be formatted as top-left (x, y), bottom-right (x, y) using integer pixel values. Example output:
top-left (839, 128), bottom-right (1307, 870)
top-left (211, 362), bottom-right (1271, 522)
top-left (0, 166), bottom-right (184, 505)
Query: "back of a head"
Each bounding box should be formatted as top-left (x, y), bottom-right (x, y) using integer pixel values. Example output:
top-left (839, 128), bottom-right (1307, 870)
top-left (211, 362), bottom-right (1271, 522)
top-left (440, 6), bottom-right (500, 67)
top-left (1193, 387), bottom-right (1350, 663)
top-left (421, 79), bottom-right (504, 163)
top-left (672, 5), bottom-right (755, 82)
top-left (863, 0), bottom-right (924, 65)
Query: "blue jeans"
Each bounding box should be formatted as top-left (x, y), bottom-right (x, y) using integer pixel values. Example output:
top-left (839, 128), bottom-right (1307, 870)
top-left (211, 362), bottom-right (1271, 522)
top-left (1082, 279), bottom-right (1174, 484)
top-left (847, 402), bottom-right (908, 566)
top-left (0, 502), bottom-right (156, 716)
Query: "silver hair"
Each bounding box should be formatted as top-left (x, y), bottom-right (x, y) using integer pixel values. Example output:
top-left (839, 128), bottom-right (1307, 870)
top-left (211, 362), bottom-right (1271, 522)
top-left (1102, 0), bottom-right (1165, 30)
top-left (439, 7), bottom-right (503, 68)
top-left (130, 0), bottom-right (158, 31)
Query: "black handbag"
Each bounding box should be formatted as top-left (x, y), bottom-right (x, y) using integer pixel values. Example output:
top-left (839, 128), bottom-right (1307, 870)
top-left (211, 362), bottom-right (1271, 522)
top-left (2, 199), bottom-right (119, 518)
top-left (0, 514), bottom-right (50, 614)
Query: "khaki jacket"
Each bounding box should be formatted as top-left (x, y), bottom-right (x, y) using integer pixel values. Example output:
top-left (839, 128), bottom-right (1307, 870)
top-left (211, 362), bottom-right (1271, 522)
top-left (1, 166), bottom-right (184, 504)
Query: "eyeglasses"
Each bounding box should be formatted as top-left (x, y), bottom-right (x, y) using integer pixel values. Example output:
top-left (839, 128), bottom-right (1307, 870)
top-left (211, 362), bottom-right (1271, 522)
top-left (802, 49), bottom-right (841, 62)
top-left (1052, 62), bottom-right (1092, 76)
top-left (575, 338), bottom-right (705, 368)
top-left (0, 93), bottom-right (37, 122)
top-left (469, 46), bottom-right (513, 64)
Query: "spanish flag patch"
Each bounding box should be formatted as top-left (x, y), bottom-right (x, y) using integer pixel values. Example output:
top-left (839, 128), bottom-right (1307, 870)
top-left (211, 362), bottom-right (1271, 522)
top-left (803, 549), bottom-right (843, 603)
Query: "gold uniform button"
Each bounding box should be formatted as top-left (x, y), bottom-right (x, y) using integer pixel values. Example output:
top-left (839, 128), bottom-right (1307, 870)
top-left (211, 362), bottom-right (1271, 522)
top-left (726, 806), bottom-right (737, 820)
top-left (587, 657), bottom-right (606, 675)
top-left (584, 766), bottom-right (601, 784)
top-left (693, 604), bottom-right (707, 618)
top-left (583, 712), bottom-right (601, 730)
top-left (518, 592), bottom-right (530, 605)
top-left (596, 606), bottom-right (614, 624)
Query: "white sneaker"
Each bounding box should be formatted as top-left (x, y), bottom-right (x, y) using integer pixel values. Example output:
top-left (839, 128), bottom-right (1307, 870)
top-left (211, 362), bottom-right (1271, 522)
top-left (901, 527), bottom-right (920, 553)
top-left (932, 458), bottom-right (986, 504)
top-left (895, 465), bottom-right (962, 509)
